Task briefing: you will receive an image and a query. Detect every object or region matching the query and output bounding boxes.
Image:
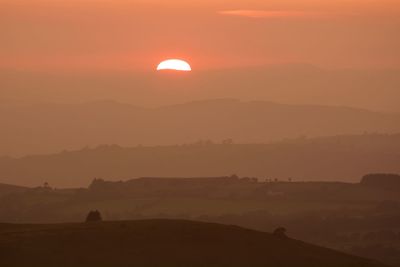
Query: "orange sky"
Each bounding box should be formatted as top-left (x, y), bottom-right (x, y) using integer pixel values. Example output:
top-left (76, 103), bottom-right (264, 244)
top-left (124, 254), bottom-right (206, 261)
top-left (1, 0), bottom-right (400, 71)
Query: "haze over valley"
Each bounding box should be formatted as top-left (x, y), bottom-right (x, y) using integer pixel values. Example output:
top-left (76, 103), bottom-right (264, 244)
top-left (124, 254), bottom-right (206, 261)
top-left (1, 0), bottom-right (400, 266)
top-left (2, 99), bottom-right (400, 157)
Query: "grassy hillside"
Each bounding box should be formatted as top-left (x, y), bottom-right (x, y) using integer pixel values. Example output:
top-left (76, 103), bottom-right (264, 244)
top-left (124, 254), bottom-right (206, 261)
top-left (1, 176), bottom-right (399, 266)
top-left (1, 133), bottom-right (400, 187)
top-left (1, 176), bottom-right (400, 223)
top-left (0, 219), bottom-right (387, 267)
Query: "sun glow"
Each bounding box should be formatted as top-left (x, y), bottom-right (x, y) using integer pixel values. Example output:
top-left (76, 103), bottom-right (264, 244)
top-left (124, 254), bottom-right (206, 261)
top-left (157, 59), bottom-right (192, 71)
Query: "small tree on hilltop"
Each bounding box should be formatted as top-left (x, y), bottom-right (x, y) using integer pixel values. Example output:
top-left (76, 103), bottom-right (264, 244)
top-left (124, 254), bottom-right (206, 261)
top-left (85, 210), bottom-right (103, 222)
top-left (273, 227), bottom-right (288, 239)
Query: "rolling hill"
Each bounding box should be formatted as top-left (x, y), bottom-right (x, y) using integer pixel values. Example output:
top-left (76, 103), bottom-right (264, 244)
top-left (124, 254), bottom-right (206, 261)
top-left (0, 219), bottom-right (387, 267)
top-left (1, 99), bottom-right (400, 157)
top-left (2, 66), bottom-right (400, 113)
top-left (1, 133), bottom-right (399, 187)
top-left (0, 183), bottom-right (28, 197)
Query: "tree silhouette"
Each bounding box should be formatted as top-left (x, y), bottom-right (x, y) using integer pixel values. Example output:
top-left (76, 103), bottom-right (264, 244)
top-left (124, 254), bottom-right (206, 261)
top-left (85, 210), bottom-right (103, 222)
top-left (273, 227), bottom-right (288, 239)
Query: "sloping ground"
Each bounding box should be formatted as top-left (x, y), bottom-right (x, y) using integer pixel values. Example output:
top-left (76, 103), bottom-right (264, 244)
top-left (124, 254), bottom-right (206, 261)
top-left (0, 219), bottom-right (387, 267)
top-left (0, 183), bottom-right (27, 197)
top-left (2, 133), bottom-right (400, 187)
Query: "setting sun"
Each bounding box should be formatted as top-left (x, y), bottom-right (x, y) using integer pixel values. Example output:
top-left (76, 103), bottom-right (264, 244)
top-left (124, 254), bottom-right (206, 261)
top-left (2, 1), bottom-right (400, 267)
top-left (157, 59), bottom-right (192, 71)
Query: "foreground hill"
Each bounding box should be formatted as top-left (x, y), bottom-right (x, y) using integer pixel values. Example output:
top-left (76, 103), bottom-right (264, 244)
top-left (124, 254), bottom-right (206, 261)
top-left (0, 219), bottom-right (387, 267)
top-left (0, 176), bottom-right (399, 265)
top-left (1, 99), bottom-right (400, 157)
top-left (1, 133), bottom-right (399, 187)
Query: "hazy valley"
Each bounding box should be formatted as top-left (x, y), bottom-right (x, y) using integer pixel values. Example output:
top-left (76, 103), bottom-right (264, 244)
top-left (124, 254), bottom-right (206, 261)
top-left (1, 99), bottom-right (400, 157)
top-left (0, 133), bottom-right (399, 187)
top-left (2, 1), bottom-right (400, 265)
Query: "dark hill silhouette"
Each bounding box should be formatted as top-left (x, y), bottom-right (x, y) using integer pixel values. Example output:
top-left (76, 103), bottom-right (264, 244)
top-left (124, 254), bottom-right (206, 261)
top-left (0, 183), bottom-right (28, 197)
top-left (0, 177), bottom-right (399, 265)
top-left (1, 133), bottom-right (399, 187)
top-left (0, 219), bottom-right (387, 267)
top-left (361, 173), bottom-right (400, 190)
top-left (1, 99), bottom-right (400, 157)
top-left (1, 175), bottom-right (399, 224)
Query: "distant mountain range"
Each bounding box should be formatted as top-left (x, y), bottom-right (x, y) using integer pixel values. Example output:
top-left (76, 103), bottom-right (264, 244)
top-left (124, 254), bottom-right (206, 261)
top-left (1, 99), bottom-right (400, 157)
top-left (2, 66), bottom-right (400, 112)
top-left (1, 133), bottom-right (399, 187)
top-left (0, 219), bottom-right (387, 267)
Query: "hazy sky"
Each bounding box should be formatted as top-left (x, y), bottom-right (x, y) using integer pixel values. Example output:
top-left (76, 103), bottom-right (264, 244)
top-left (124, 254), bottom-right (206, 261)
top-left (1, 0), bottom-right (400, 71)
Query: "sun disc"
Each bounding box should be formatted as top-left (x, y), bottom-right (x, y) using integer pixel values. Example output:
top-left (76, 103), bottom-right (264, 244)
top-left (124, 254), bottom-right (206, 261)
top-left (157, 59), bottom-right (192, 71)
